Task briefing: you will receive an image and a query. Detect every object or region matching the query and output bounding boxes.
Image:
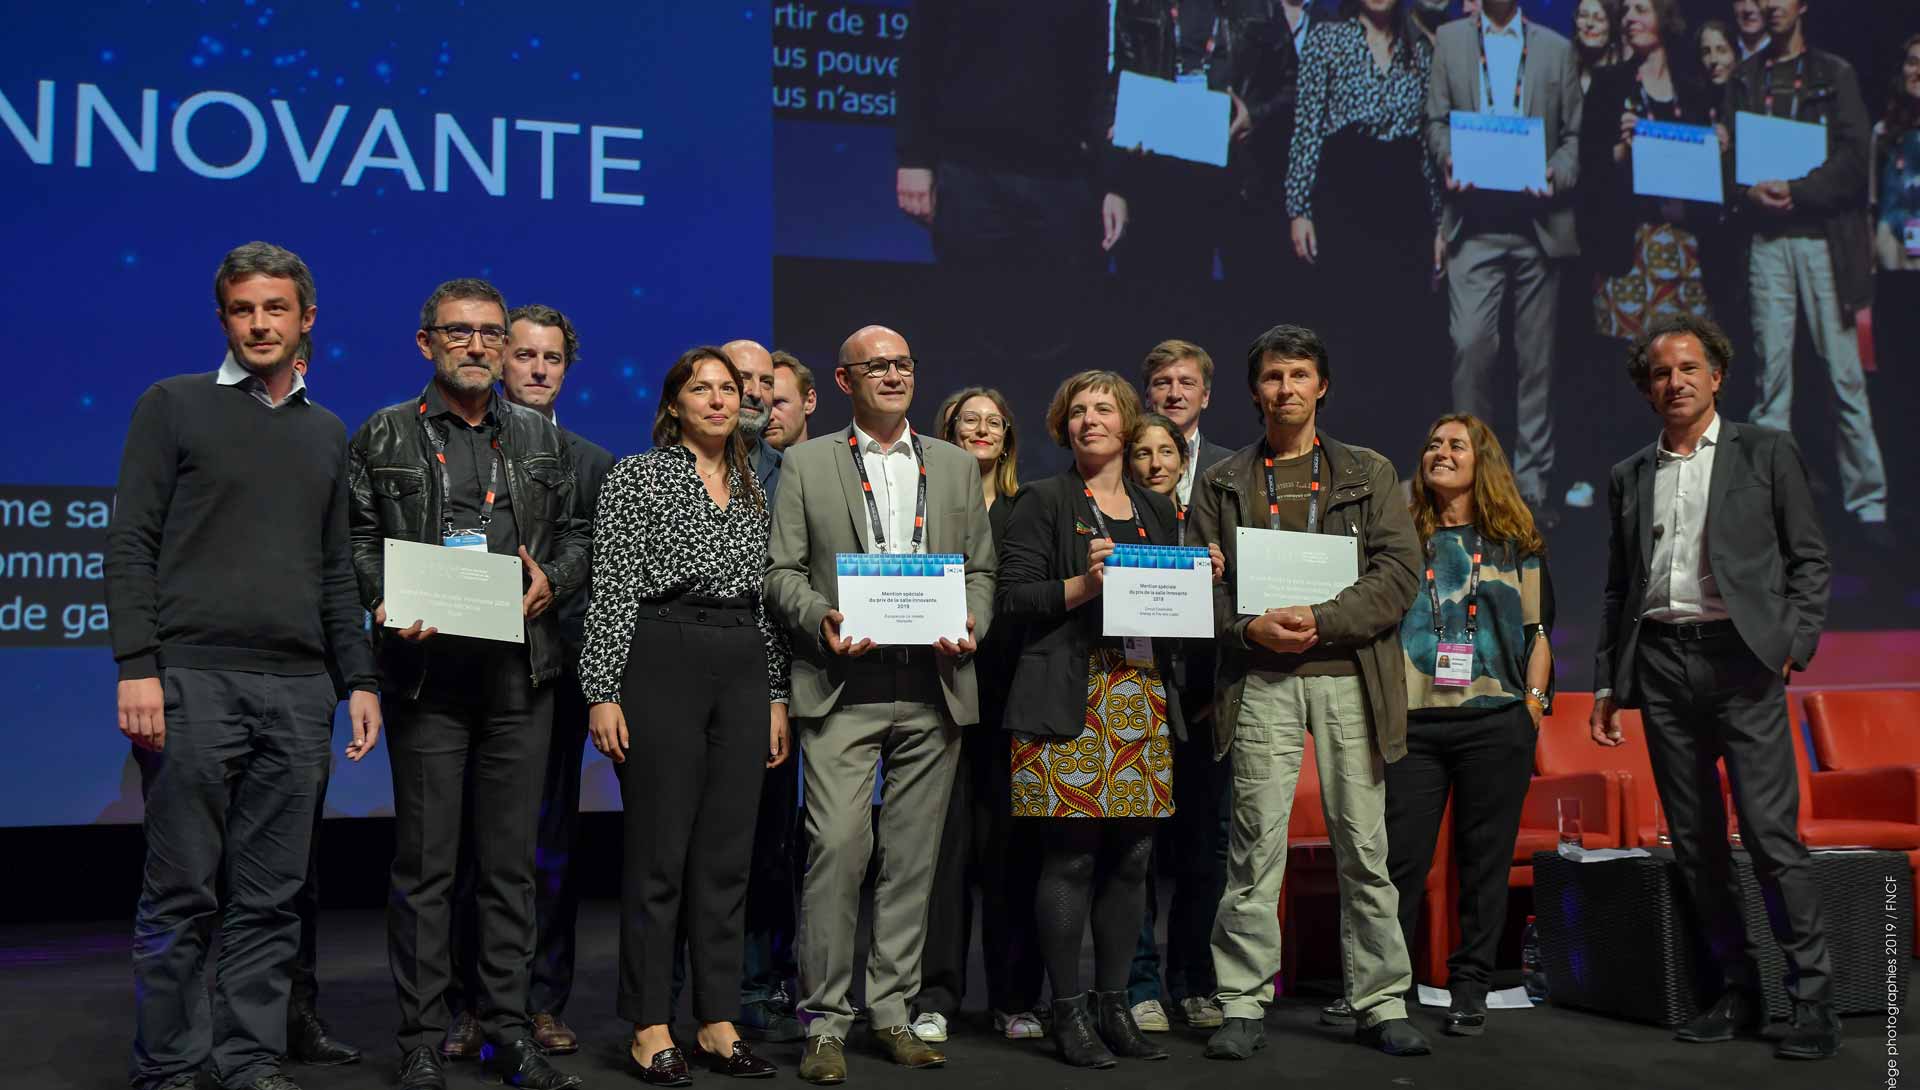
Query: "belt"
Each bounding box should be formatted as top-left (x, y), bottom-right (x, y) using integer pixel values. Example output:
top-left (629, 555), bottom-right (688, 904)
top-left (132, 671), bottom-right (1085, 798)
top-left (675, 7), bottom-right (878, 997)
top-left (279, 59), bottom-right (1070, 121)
top-left (864, 645), bottom-right (933, 668)
top-left (641, 594), bottom-right (754, 628)
top-left (1642, 618), bottom-right (1737, 642)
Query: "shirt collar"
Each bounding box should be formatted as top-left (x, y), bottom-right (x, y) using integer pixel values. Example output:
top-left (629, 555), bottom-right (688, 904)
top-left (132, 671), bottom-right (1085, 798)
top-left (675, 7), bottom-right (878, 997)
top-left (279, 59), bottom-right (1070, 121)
top-left (1657, 412), bottom-right (1721, 460)
top-left (853, 422), bottom-right (913, 457)
top-left (1480, 9), bottom-right (1523, 38)
top-left (423, 380), bottom-right (501, 426)
top-left (216, 350), bottom-right (308, 403)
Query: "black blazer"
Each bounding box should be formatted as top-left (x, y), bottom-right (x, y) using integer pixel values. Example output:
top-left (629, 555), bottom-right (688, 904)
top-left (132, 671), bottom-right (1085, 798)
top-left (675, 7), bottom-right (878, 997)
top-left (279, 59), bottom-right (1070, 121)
top-left (1594, 419), bottom-right (1830, 706)
top-left (976, 493), bottom-right (1021, 730)
top-left (996, 471), bottom-right (1187, 741)
top-left (1576, 61), bottom-right (1717, 277)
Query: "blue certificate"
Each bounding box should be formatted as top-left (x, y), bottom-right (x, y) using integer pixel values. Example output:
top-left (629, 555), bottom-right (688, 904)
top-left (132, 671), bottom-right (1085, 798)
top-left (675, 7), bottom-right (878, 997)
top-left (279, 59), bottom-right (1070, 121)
top-left (1632, 119), bottom-right (1723, 204)
top-left (1104, 544), bottom-right (1212, 640)
top-left (1449, 111), bottom-right (1548, 193)
top-left (1112, 70), bottom-right (1232, 168)
top-left (1734, 111), bottom-right (1827, 186)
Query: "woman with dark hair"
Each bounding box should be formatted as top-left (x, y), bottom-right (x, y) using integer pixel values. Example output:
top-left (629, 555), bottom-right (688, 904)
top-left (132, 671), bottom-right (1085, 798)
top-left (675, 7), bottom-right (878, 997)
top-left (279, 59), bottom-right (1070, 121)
top-left (1875, 35), bottom-right (1920, 272)
top-left (1385, 413), bottom-right (1554, 1039)
top-left (996, 371), bottom-right (1219, 1069)
top-left (1696, 19), bottom-right (1737, 87)
top-left (1286, 0), bottom-right (1440, 374)
top-left (1573, 0), bottom-right (1626, 93)
top-left (1126, 412), bottom-right (1190, 510)
top-left (1580, 0), bottom-right (1717, 350)
top-left (908, 386), bottom-right (1046, 1044)
top-left (579, 347), bottom-right (791, 1084)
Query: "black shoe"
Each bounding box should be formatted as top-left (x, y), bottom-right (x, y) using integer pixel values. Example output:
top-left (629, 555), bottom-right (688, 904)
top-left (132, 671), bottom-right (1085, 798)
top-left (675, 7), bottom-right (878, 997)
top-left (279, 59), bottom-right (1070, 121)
top-left (1204, 1017), bottom-right (1266, 1060)
top-left (285, 1007), bottom-right (361, 1066)
top-left (694, 1040), bottom-right (778, 1078)
top-left (1445, 992), bottom-right (1487, 1037)
top-left (1675, 989), bottom-right (1765, 1043)
top-left (1774, 1000), bottom-right (1841, 1060)
top-left (738, 998), bottom-right (805, 1043)
top-left (485, 1038), bottom-right (583, 1089)
top-left (398, 1046), bottom-right (446, 1090)
top-left (1318, 998), bottom-right (1355, 1026)
top-left (628, 1045), bottom-right (692, 1087)
top-left (1049, 993), bottom-right (1117, 1069)
top-left (151, 1072), bottom-right (203, 1090)
top-left (240, 1075), bottom-right (304, 1090)
top-left (1356, 1018), bottom-right (1432, 1056)
top-left (1091, 990), bottom-right (1169, 1060)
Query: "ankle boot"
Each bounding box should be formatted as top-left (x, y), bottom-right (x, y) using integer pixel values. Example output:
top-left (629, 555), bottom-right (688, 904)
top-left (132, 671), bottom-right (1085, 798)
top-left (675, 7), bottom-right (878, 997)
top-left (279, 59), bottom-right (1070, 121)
top-left (1092, 990), bottom-right (1170, 1060)
top-left (1050, 993), bottom-right (1117, 1069)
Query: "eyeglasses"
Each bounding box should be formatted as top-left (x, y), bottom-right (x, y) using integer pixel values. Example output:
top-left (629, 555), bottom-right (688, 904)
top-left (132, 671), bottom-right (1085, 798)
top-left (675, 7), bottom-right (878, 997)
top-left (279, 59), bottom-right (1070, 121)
top-left (425, 324), bottom-right (509, 347)
top-left (957, 411), bottom-right (1007, 433)
top-left (847, 355), bottom-right (916, 379)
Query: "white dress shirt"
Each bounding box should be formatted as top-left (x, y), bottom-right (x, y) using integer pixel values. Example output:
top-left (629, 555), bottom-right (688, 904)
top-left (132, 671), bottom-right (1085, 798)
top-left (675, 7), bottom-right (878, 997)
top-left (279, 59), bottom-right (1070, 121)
top-left (1641, 413), bottom-right (1729, 623)
top-left (216, 350), bottom-right (308, 409)
top-left (853, 423), bottom-right (923, 554)
top-left (1479, 9), bottom-right (1527, 116)
top-left (1176, 427), bottom-right (1204, 508)
top-left (1737, 34), bottom-right (1771, 62)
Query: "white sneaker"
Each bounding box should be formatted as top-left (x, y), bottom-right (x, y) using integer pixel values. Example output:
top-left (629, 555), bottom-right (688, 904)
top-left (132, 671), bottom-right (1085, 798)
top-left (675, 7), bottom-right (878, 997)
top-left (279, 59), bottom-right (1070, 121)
top-left (1131, 998), bottom-right (1171, 1032)
top-left (1180, 996), bottom-right (1225, 1028)
top-left (910, 1011), bottom-right (948, 1042)
top-left (993, 1010), bottom-right (1045, 1039)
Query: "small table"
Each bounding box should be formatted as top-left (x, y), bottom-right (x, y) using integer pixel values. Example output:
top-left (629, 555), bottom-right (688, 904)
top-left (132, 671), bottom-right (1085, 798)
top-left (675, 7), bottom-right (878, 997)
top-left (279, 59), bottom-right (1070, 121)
top-left (1531, 847), bottom-right (1910, 1025)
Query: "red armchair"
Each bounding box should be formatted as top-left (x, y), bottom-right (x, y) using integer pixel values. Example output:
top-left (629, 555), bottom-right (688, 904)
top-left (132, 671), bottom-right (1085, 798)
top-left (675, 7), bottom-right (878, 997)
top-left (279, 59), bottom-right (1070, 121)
top-left (1802, 690), bottom-right (1920, 951)
top-left (1527, 693), bottom-right (1634, 847)
top-left (1276, 730), bottom-right (1455, 987)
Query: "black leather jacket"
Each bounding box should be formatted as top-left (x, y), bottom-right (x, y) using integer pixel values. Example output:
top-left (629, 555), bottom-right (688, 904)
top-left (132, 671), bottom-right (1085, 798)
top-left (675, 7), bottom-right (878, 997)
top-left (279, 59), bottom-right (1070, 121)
top-left (347, 383), bottom-right (591, 695)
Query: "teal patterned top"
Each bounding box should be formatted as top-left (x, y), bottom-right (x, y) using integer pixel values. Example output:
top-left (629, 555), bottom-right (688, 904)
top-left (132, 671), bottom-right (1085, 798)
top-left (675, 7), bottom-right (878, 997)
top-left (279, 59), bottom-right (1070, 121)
top-left (1399, 526), bottom-right (1554, 712)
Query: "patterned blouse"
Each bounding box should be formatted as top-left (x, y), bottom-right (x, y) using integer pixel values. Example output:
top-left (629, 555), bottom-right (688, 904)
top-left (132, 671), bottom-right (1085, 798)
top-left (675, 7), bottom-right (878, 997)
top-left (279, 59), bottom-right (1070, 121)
top-left (1399, 526), bottom-right (1554, 712)
top-left (1285, 18), bottom-right (1440, 224)
top-left (577, 444), bottom-right (790, 705)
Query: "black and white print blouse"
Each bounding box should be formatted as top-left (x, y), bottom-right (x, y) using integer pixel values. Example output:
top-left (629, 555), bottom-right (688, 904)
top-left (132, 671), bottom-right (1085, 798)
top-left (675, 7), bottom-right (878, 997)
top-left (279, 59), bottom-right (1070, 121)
top-left (1285, 18), bottom-right (1441, 225)
top-left (578, 444), bottom-right (791, 705)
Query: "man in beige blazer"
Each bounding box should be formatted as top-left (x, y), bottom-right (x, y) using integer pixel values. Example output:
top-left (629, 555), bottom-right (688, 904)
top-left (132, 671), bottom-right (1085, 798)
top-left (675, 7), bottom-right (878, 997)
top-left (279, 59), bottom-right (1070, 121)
top-left (1426, 0), bottom-right (1582, 524)
top-left (764, 324), bottom-right (995, 1084)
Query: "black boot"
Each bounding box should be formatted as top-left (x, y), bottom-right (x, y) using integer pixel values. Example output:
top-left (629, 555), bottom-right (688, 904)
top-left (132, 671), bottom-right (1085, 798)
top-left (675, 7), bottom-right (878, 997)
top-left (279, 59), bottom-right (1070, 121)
top-left (1092, 990), bottom-right (1169, 1060)
top-left (1049, 993), bottom-right (1117, 1069)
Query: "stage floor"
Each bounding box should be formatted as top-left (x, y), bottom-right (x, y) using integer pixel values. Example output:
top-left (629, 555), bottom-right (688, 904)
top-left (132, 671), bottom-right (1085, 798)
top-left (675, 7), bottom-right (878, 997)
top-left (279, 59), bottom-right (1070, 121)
top-left (2, 903), bottom-right (1885, 1089)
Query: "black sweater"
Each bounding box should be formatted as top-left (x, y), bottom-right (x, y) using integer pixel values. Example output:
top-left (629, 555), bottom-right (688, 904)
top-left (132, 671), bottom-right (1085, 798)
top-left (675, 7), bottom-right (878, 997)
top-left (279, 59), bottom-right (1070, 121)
top-left (105, 371), bottom-right (377, 691)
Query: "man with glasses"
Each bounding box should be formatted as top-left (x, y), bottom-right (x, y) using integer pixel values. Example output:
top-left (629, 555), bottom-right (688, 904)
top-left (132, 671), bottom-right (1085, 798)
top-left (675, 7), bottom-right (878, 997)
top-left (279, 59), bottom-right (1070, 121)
top-left (347, 278), bottom-right (590, 1090)
top-left (766, 327), bottom-right (996, 1084)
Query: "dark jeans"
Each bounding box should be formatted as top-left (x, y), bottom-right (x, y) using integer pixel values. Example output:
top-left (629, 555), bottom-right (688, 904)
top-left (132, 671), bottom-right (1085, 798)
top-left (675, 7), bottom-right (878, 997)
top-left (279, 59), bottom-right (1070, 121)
top-left (616, 602), bottom-right (769, 1025)
top-left (451, 671), bottom-right (592, 1019)
top-left (1636, 625), bottom-right (1833, 1002)
top-left (386, 642), bottom-right (553, 1054)
top-left (1129, 731), bottom-right (1231, 1007)
top-left (915, 726), bottom-right (1044, 1018)
top-left (739, 759), bottom-right (801, 1008)
top-left (287, 762), bottom-right (329, 1014)
top-left (131, 668), bottom-right (335, 1090)
top-left (1384, 702), bottom-right (1536, 1000)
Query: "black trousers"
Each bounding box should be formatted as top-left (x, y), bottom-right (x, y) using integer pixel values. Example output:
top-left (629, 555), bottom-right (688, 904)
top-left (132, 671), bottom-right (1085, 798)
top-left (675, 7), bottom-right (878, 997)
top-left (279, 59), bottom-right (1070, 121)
top-left (386, 643), bottom-right (552, 1053)
top-left (739, 759), bottom-right (801, 1007)
top-left (1636, 624), bottom-right (1833, 1002)
top-left (914, 724), bottom-right (1044, 1017)
top-left (288, 762), bottom-right (329, 1013)
top-left (131, 668), bottom-right (335, 1090)
top-left (450, 670), bottom-right (592, 1018)
top-left (1384, 702), bottom-right (1536, 1000)
top-left (616, 601), bottom-right (769, 1025)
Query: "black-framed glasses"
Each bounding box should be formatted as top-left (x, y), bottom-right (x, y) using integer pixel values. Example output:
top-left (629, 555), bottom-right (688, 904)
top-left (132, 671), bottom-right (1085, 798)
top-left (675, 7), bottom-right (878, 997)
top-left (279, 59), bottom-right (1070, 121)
top-left (424, 323), bottom-right (509, 347)
top-left (847, 355), bottom-right (916, 379)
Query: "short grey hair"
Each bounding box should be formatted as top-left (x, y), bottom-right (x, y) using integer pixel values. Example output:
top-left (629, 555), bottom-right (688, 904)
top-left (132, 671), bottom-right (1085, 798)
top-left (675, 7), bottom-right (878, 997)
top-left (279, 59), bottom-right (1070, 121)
top-left (419, 278), bottom-right (507, 331)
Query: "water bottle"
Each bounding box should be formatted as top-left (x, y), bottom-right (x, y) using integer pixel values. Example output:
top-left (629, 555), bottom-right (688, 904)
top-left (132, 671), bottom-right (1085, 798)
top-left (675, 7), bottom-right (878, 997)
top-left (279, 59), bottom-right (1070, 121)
top-left (1521, 915), bottom-right (1549, 1002)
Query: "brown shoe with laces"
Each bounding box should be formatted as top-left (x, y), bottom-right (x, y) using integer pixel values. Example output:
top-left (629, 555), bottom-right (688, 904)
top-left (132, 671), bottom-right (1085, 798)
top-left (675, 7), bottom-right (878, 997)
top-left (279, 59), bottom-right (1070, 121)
top-left (871, 1023), bottom-right (946, 1068)
top-left (531, 1013), bottom-right (578, 1055)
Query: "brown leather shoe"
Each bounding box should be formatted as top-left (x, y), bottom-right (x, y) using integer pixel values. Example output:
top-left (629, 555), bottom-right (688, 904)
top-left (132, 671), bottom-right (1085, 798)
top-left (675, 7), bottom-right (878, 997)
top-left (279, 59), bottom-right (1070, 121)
top-left (871, 1023), bottom-right (946, 1068)
top-left (797, 1036), bottom-right (846, 1085)
top-left (531, 1014), bottom-right (578, 1055)
top-left (438, 1011), bottom-right (481, 1061)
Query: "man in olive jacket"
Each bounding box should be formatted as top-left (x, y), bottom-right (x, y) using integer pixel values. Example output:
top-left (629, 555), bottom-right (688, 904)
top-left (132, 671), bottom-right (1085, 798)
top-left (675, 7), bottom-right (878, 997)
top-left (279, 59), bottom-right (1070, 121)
top-left (1190, 325), bottom-right (1425, 1060)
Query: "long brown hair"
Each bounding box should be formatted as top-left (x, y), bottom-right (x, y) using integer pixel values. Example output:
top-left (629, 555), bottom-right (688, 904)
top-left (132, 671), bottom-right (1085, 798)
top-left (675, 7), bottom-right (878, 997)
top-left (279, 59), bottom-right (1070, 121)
top-left (652, 346), bottom-right (765, 511)
top-left (935, 385), bottom-right (1020, 498)
top-left (1885, 35), bottom-right (1920, 146)
top-left (1408, 413), bottom-right (1544, 558)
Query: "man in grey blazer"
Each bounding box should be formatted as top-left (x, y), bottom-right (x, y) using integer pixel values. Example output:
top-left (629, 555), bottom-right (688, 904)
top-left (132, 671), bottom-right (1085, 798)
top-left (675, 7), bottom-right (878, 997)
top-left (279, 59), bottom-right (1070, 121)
top-left (1590, 314), bottom-right (1838, 1061)
top-left (1425, 0), bottom-right (1581, 521)
top-left (764, 324), bottom-right (996, 1083)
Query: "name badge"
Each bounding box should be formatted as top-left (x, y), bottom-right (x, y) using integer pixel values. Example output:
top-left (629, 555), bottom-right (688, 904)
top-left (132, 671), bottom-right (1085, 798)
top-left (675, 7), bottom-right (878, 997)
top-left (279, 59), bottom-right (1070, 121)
top-left (443, 530), bottom-right (487, 552)
top-left (1124, 636), bottom-right (1156, 669)
top-left (1434, 641), bottom-right (1475, 688)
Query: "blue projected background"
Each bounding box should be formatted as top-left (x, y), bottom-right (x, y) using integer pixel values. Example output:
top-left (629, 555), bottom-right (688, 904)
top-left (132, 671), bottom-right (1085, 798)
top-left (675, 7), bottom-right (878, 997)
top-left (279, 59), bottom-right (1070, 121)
top-left (0, 0), bottom-right (770, 826)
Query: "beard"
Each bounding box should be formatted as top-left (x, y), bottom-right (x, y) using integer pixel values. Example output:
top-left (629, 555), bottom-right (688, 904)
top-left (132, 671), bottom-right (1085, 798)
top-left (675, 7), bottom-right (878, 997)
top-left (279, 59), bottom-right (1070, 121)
top-left (737, 398), bottom-right (770, 443)
top-left (438, 355), bottom-right (498, 394)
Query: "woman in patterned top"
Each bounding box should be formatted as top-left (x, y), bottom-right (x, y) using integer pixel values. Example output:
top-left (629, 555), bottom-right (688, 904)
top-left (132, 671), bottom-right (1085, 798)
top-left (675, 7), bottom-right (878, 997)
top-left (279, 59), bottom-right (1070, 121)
top-left (579, 347), bottom-right (791, 1085)
top-left (1286, 0), bottom-right (1442, 390)
top-left (1384, 413), bottom-right (1554, 1039)
top-left (996, 372), bottom-right (1221, 1070)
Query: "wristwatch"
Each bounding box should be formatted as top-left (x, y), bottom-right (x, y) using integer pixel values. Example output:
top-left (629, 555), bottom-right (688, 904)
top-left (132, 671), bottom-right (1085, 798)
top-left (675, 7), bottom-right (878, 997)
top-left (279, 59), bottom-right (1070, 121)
top-left (1526, 687), bottom-right (1551, 713)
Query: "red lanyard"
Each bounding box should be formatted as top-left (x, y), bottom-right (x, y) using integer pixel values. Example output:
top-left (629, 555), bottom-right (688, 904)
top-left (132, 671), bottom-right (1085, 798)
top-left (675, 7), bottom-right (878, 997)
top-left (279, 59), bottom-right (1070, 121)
top-left (1762, 53), bottom-right (1808, 120)
top-left (1425, 528), bottom-right (1482, 639)
top-left (1262, 436), bottom-right (1323, 534)
top-left (419, 399), bottom-right (500, 538)
top-left (1478, 14), bottom-right (1527, 113)
top-left (1081, 479), bottom-right (1148, 542)
top-left (847, 429), bottom-right (927, 554)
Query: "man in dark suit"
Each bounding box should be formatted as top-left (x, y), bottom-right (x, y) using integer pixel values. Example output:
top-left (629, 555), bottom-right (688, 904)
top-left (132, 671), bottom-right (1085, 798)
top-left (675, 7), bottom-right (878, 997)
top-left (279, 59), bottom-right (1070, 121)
top-left (1590, 313), bottom-right (1838, 1061)
top-left (1128, 338), bottom-right (1235, 1032)
top-left (444, 305), bottom-right (615, 1060)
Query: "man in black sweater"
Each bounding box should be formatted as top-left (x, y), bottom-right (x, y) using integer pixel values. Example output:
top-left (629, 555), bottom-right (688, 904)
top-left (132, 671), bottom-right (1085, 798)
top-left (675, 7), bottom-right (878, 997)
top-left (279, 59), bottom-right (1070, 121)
top-left (349, 279), bottom-right (589, 1090)
top-left (107, 241), bottom-right (382, 1090)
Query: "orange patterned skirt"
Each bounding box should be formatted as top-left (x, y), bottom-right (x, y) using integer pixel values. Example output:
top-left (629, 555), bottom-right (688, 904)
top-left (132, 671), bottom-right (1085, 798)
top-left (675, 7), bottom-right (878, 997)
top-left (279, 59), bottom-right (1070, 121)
top-left (1010, 647), bottom-right (1175, 819)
